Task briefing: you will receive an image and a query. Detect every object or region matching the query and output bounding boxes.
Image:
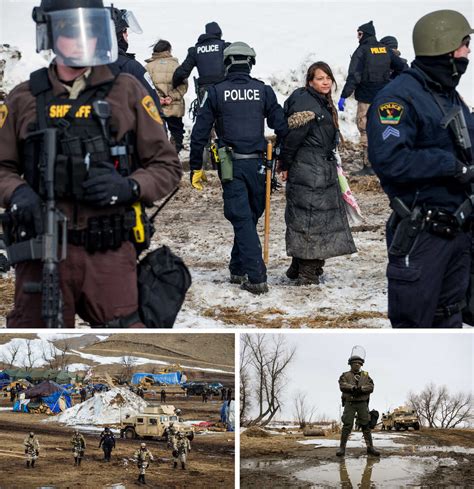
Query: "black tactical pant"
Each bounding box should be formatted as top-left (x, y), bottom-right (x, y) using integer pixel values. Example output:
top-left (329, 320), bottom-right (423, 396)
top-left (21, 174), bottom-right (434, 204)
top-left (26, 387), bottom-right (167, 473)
top-left (386, 228), bottom-right (470, 328)
top-left (222, 158), bottom-right (267, 284)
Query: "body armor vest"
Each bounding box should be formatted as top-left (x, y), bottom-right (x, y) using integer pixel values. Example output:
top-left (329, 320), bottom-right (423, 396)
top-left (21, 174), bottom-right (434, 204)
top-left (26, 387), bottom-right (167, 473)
top-left (362, 43), bottom-right (391, 83)
top-left (195, 38), bottom-right (226, 85)
top-left (22, 67), bottom-right (135, 201)
top-left (214, 75), bottom-right (266, 152)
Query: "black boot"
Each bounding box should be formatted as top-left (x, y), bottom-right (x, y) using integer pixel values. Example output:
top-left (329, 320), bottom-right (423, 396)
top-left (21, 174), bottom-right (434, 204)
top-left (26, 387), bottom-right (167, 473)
top-left (142, 475), bottom-right (146, 485)
top-left (230, 274), bottom-right (247, 284)
top-left (336, 429), bottom-right (350, 457)
top-left (26, 461), bottom-right (30, 468)
top-left (74, 457), bottom-right (78, 466)
top-left (286, 257), bottom-right (299, 280)
top-left (353, 164), bottom-right (375, 176)
top-left (174, 461), bottom-right (177, 469)
top-left (182, 462), bottom-right (186, 470)
top-left (295, 259), bottom-right (324, 285)
top-left (363, 429), bottom-right (380, 457)
top-left (241, 281), bottom-right (269, 295)
top-left (31, 460), bottom-right (35, 468)
top-left (78, 457), bottom-right (81, 466)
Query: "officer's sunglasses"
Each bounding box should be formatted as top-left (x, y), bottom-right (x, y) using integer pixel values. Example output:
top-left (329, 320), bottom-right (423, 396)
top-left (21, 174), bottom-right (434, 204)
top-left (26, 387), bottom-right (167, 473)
top-left (461, 37), bottom-right (470, 48)
top-left (357, 31), bottom-right (363, 38)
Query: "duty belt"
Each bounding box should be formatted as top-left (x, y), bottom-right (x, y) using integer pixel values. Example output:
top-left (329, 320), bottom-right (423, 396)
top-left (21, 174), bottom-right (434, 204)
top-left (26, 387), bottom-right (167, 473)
top-left (232, 152), bottom-right (262, 160)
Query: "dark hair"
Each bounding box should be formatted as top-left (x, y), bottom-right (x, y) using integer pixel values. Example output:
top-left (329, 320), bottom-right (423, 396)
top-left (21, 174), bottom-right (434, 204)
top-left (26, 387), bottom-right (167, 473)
top-left (305, 61), bottom-right (340, 132)
top-left (152, 39), bottom-right (171, 53)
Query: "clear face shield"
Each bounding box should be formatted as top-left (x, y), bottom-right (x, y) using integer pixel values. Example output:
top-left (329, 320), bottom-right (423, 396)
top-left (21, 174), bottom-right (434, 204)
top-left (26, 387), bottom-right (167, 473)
top-left (348, 345), bottom-right (366, 365)
top-left (122, 10), bottom-right (143, 34)
top-left (36, 8), bottom-right (118, 67)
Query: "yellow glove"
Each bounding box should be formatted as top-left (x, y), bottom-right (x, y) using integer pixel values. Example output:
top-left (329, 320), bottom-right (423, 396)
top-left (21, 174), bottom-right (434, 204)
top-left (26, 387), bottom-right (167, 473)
top-left (190, 169), bottom-right (207, 191)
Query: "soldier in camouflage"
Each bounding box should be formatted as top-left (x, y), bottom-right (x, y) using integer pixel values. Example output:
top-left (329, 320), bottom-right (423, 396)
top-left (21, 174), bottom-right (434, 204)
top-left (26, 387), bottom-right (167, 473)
top-left (173, 432), bottom-right (191, 470)
top-left (23, 432), bottom-right (40, 468)
top-left (71, 429), bottom-right (86, 466)
top-left (337, 347), bottom-right (380, 457)
top-left (134, 442), bottom-right (154, 485)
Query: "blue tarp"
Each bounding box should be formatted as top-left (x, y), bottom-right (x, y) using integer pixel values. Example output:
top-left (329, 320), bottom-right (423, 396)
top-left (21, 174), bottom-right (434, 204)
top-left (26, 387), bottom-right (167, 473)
top-left (131, 372), bottom-right (182, 385)
top-left (42, 391), bottom-right (72, 413)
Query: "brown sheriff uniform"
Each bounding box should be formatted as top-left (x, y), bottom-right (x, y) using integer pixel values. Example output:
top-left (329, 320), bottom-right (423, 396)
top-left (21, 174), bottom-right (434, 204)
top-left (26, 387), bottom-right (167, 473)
top-left (0, 63), bottom-right (182, 328)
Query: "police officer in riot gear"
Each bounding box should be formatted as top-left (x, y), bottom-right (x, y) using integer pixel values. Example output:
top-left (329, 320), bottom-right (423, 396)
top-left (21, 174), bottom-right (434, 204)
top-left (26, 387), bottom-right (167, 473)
top-left (172, 22), bottom-right (230, 102)
top-left (338, 21), bottom-right (406, 175)
top-left (189, 42), bottom-right (288, 294)
top-left (367, 10), bottom-right (474, 328)
top-left (337, 346), bottom-right (379, 458)
top-left (0, 0), bottom-right (181, 328)
top-left (109, 6), bottom-right (162, 112)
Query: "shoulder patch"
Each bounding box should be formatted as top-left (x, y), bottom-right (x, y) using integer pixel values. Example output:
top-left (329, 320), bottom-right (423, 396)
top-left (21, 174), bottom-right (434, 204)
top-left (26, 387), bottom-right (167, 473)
top-left (0, 104), bottom-right (8, 129)
top-left (141, 95), bottom-right (163, 124)
top-left (378, 102), bottom-right (403, 125)
top-left (362, 371), bottom-right (368, 376)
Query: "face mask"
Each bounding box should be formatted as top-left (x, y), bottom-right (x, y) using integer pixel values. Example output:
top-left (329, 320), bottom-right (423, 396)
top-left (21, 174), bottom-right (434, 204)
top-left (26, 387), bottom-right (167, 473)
top-left (454, 57), bottom-right (469, 77)
top-left (118, 36), bottom-right (128, 53)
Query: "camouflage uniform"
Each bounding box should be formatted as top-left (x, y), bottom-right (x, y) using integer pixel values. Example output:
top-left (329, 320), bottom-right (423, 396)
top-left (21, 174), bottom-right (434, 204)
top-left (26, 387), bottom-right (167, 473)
top-left (71, 432), bottom-right (86, 466)
top-left (173, 434), bottom-right (191, 470)
top-left (166, 423), bottom-right (178, 449)
top-left (24, 434), bottom-right (40, 468)
top-left (338, 369), bottom-right (379, 456)
top-left (134, 445), bottom-right (154, 484)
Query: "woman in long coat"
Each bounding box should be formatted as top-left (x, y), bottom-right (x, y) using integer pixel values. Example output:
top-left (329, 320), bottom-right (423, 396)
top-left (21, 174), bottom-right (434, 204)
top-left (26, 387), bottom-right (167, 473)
top-left (280, 62), bottom-right (357, 284)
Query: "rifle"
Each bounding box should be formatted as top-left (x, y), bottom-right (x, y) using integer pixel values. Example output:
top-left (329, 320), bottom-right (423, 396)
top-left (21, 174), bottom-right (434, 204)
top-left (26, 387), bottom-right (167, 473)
top-left (3, 128), bottom-right (67, 327)
top-left (263, 141), bottom-right (281, 264)
top-left (440, 105), bottom-right (474, 324)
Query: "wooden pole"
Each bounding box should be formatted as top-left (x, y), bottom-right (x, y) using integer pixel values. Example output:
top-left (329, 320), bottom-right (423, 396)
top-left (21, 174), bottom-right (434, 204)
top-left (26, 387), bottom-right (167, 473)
top-left (263, 141), bottom-right (273, 264)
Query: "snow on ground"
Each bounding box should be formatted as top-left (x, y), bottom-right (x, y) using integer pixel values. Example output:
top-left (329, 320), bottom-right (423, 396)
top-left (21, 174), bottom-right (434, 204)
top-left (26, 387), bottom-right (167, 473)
top-left (48, 387), bottom-right (147, 426)
top-left (69, 349), bottom-right (168, 366)
top-left (299, 432), bottom-right (474, 454)
top-left (66, 363), bottom-right (93, 372)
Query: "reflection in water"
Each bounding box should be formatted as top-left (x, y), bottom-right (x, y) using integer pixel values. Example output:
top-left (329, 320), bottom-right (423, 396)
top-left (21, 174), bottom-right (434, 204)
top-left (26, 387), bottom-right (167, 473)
top-left (241, 458), bottom-right (305, 470)
top-left (294, 456), bottom-right (443, 488)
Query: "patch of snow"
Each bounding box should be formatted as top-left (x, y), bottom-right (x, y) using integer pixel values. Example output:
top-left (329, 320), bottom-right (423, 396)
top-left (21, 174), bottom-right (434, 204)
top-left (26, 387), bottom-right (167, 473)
top-left (0, 338), bottom-right (61, 368)
top-left (66, 363), bottom-right (91, 372)
top-left (48, 387), bottom-right (147, 426)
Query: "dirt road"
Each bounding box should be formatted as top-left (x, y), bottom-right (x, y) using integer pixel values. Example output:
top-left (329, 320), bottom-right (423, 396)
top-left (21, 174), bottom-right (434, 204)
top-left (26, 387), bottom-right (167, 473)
top-left (241, 428), bottom-right (474, 488)
top-left (0, 398), bottom-right (234, 489)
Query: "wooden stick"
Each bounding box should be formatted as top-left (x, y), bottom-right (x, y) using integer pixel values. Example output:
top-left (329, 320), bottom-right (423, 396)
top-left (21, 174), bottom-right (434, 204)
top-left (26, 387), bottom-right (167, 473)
top-left (264, 141), bottom-right (273, 264)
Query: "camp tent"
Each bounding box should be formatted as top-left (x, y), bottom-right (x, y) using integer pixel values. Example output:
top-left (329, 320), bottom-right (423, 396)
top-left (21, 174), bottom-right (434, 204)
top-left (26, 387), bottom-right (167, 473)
top-left (14, 380), bottom-right (72, 414)
top-left (55, 371), bottom-right (76, 384)
top-left (131, 372), bottom-right (182, 385)
top-left (0, 372), bottom-right (10, 389)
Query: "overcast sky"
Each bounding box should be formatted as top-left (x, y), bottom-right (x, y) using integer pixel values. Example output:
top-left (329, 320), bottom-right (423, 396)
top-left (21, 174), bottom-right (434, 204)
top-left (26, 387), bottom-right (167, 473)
top-left (245, 332), bottom-right (474, 421)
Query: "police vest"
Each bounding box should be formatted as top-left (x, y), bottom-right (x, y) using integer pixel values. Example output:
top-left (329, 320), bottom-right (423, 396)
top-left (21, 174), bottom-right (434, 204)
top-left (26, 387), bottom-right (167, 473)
top-left (195, 38), bottom-right (225, 85)
top-left (362, 43), bottom-right (391, 83)
top-left (22, 67), bottom-right (135, 201)
top-left (214, 76), bottom-right (266, 151)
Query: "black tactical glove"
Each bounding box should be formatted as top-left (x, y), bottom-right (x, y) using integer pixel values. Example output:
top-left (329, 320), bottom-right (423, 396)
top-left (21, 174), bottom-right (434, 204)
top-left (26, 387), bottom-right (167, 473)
top-left (82, 162), bottom-right (140, 207)
top-left (9, 184), bottom-right (44, 235)
top-left (454, 161), bottom-right (474, 185)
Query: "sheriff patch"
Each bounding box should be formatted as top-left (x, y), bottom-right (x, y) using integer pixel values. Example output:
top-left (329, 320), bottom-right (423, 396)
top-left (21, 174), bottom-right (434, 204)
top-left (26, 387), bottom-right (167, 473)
top-left (0, 104), bottom-right (8, 129)
top-left (141, 95), bottom-right (163, 124)
top-left (49, 104), bottom-right (92, 118)
top-left (378, 102), bottom-right (403, 125)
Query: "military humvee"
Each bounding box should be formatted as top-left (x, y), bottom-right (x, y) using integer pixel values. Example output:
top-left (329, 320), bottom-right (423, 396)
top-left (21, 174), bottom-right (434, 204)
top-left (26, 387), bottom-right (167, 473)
top-left (119, 405), bottom-right (194, 440)
top-left (382, 406), bottom-right (420, 431)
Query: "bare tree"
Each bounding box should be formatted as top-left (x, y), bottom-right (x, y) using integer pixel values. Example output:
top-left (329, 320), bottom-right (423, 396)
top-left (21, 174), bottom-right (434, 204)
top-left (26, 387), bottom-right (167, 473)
top-left (240, 337), bottom-right (251, 423)
top-left (242, 334), bottom-right (295, 427)
top-left (119, 354), bottom-right (137, 383)
top-left (42, 342), bottom-right (59, 370)
top-left (294, 391), bottom-right (316, 429)
top-left (408, 383), bottom-right (472, 428)
top-left (1, 342), bottom-right (21, 368)
top-left (23, 339), bottom-right (38, 371)
top-left (56, 339), bottom-right (73, 371)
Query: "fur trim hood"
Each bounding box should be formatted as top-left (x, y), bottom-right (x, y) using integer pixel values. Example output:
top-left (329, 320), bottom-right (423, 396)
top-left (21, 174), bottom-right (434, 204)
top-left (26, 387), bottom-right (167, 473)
top-left (287, 111), bottom-right (315, 129)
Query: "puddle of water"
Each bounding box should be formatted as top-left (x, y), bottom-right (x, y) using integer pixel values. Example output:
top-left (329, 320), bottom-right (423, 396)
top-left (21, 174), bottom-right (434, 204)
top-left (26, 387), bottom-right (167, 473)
top-left (294, 456), bottom-right (444, 488)
top-left (241, 458), bottom-right (305, 470)
top-left (104, 485), bottom-right (127, 489)
top-left (416, 445), bottom-right (474, 455)
top-left (299, 432), bottom-right (407, 448)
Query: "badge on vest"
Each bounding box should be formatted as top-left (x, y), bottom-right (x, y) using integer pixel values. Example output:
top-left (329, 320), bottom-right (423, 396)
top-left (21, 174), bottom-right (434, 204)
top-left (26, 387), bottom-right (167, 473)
top-left (378, 102), bottom-right (403, 125)
top-left (142, 95), bottom-right (163, 124)
top-left (0, 104), bottom-right (7, 129)
top-left (370, 47), bottom-right (387, 54)
top-left (49, 104), bottom-right (92, 118)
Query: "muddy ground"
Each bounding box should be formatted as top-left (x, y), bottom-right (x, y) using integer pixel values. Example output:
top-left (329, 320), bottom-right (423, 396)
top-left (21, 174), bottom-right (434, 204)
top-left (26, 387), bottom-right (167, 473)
top-left (0, 142), bottom-right (391, 328)
top-left (0, 396), bottom-right (234, 489)
top-left (240, 428), bottom-right (474, 488)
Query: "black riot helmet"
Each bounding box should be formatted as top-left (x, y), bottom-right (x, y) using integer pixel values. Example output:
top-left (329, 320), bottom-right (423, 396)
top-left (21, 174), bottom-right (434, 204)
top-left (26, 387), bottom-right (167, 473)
top-left (109, 6), bottom-right (143, 35)
top-left (32, 0), bottom-right (118, 67)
